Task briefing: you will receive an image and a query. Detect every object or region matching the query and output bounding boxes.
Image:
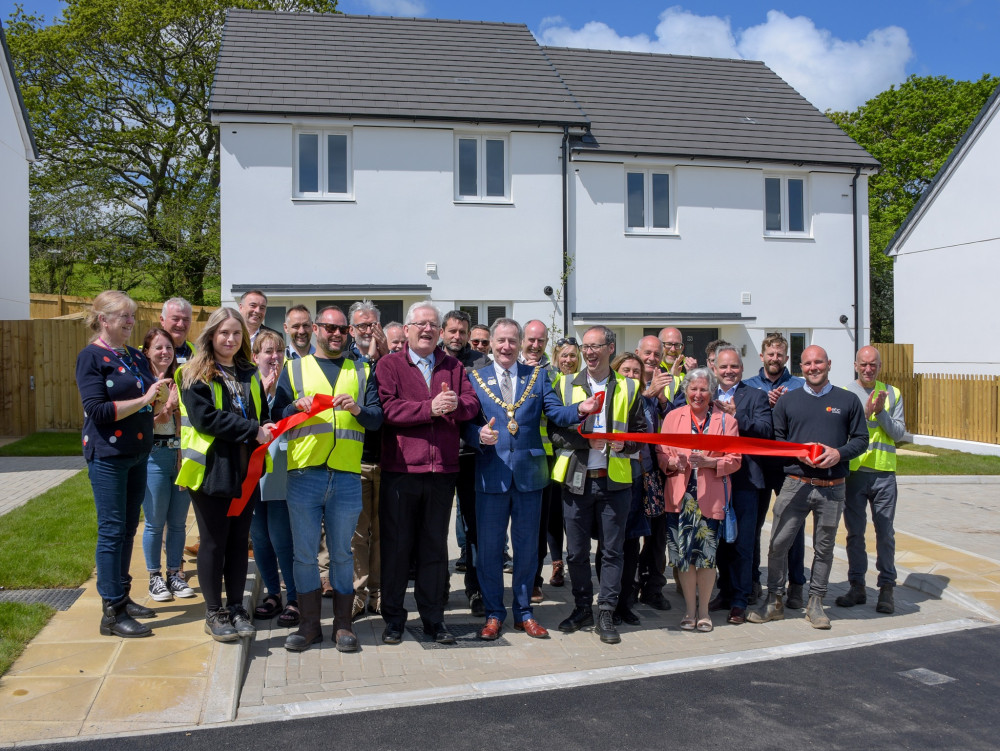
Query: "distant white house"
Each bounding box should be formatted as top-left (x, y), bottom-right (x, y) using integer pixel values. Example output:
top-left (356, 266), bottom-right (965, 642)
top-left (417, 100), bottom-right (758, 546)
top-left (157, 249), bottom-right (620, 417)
top-left (887, 84), bottom-right (1000, 375)
top-left (211, 10), bottom-right (877, 384)
top-left (0, 20), bottom-right (37, 320)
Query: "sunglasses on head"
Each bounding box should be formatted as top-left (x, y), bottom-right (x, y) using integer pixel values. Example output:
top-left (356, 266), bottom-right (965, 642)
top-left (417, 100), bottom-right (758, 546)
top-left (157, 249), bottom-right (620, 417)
top-left (555, 337), bottom-right (578, 347)
top-left (316, 323), bottom-right (350, 335)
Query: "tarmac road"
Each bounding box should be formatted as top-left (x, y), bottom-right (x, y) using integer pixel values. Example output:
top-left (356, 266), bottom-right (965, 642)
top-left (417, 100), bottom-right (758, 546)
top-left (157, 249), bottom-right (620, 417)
top-left (25, 624), bottom-right (1000, 751)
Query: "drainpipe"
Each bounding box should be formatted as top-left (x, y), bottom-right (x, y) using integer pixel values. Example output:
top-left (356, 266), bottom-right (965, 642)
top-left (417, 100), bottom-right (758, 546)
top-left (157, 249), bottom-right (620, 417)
top-left (851, 166), bottom-right (861, 352)
top-left (561, 125), bottom-right (570, 335)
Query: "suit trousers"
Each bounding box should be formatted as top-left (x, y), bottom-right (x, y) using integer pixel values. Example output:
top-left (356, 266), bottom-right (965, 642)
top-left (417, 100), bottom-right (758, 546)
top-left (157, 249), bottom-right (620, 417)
top-left (714, 488), bottom-right (759, 608)
top-left (456, 453), bottom-right (480, 598)
top-left (476, 487), bottom-right (543, 623)
top-left (638, 514), bottom-right (669, 597)
top-left (379, 471), bottom-right (457, 627)
top-left (766, 479), bottom-right (845, 599)
top-left (563, 476), bottom-right (630, 610)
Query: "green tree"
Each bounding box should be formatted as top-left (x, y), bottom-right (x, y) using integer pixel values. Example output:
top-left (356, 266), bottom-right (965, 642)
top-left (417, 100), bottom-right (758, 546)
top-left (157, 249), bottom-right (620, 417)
top-left (6, 0), bottom-right (338, 305)
top-left (830, 74), bottom-right (999, 342)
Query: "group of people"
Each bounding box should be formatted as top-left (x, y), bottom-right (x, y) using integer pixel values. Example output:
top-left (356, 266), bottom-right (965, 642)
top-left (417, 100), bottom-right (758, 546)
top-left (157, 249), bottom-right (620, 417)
top-left (76, 289), bottom-right (905, 648)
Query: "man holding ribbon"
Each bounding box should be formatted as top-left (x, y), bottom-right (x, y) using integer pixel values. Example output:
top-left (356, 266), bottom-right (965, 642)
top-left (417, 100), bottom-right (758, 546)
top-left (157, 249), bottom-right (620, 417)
top-left (550, 325), bottom-right (646, 645)
top-left (465, 318), bottom-right (597, 641)
top-left (748, 345), bottom-right (867, 630)
top-left (272, 305), bottom-right (383, 653)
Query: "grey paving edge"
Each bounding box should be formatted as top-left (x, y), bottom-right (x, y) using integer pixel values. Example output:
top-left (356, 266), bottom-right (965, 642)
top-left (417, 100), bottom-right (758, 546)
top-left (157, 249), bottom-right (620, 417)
top-left (896, 475), bottom-right (1000, 484)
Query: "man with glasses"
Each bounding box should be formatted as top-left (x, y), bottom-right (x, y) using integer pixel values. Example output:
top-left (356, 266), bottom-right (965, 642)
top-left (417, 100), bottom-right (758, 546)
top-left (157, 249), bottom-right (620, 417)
top-left (345, 301), bottom-right (389, 619)
top-left (272, 306), bottom-right (384, 653)
top-left (470, 325), bottom-right (492, 357)
top-left (658, 327), bottom-right (697, 401)
top-left (376, 302), bottom-right (480, 645)
top-left (550, 326), bottom-right (646, 644)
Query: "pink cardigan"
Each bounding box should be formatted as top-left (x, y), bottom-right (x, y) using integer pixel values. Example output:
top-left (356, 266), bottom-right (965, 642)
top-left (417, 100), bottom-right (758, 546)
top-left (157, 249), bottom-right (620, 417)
top-left (656, 406), bottom-right (741, 520)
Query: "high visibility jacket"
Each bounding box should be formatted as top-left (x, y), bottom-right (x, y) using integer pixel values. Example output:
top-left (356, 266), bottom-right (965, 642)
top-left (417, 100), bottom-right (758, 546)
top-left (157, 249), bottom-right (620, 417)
top-left (176, 368), bottom-right (269, 490)
top-left (551, 372), bottom-right (638, 485)
top-left (850, 380), bottom-right (901, 473)
top-left (285, 355), bottom-right (368, 473)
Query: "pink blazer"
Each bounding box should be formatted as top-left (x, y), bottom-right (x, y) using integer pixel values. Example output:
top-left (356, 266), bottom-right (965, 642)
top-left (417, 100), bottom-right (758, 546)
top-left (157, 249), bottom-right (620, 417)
top-left (656, 406), bottom-right (741, 520)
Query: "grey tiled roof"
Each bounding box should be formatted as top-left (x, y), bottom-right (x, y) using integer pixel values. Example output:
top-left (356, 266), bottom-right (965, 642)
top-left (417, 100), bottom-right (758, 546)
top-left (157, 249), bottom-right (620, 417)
top-left (543, 46), bottom-right (878, 168)
top-left (211, 10), bottom-right (588, 126)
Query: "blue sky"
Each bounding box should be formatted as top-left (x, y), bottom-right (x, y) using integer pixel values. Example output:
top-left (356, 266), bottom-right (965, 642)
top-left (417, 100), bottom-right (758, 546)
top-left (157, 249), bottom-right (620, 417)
top-left (3, 0), bottom-right (996, 111)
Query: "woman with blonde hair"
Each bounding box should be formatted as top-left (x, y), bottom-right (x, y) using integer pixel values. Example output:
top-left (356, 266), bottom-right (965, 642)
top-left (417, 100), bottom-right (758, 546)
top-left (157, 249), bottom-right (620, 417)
top-left (76, 291), bottom-right (170, 637)
top-left (177, 308), bottom-right (275, 642)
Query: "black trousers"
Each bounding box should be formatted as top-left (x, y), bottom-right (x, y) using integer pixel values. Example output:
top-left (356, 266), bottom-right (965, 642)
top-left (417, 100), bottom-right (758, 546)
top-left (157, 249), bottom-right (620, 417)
top-left (637, 513), bottom-right (669, 597)
top-left (534, 481), bottom-right (552, 586)
top-left (380, 471), bottom-right (457, 627)
top-left (456, 454), bottom-right (479, 598)
top-left (190, 488), bottom-right (257, 611)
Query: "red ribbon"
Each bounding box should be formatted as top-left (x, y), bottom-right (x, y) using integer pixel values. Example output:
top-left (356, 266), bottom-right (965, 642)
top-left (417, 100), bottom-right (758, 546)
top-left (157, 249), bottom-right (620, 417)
top-left (228, 393), bottom-right (335, 516)
top-left (576, 390), bottom-right (823, 462)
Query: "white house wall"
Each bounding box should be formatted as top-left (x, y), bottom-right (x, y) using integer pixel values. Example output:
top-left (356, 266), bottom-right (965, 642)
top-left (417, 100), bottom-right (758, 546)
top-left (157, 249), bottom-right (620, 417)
top-left (569, 161), bottom-right (869, 384)
top-left (220, 122), bottom-right (565, 325)
top-left (0, 54), bottom-right (30, 320)
top-left (893, 102), bottom-right (1000, 375)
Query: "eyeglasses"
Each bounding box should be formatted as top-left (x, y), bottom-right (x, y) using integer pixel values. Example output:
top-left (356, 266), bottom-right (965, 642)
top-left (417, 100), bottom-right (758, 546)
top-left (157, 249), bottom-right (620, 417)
top-left (660, 341), bottom-right (683, 350)
top-left (580, 342), bottom-right (609, 353)
top-left (470, 338), bottom-right (489, 346)
top-left (316, 323), bottom-right (350, 335)
top-left (352, 322), bottom-right (376, 332)
top-left (407, 321), bottom-right (439, 330)
top-left (555, 337), bottom-right (578, 347)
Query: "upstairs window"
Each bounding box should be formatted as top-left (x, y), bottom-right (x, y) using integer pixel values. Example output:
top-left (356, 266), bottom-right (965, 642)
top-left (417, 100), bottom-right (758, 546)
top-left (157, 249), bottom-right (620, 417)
top-left (295, 130), bottom-right (352, 198)
top-left (764, 175), bottom-right (807, 235)
top-left (625, 169), bottom-right (673, 233)
top-left (455, 134), bottom-right (509, 201)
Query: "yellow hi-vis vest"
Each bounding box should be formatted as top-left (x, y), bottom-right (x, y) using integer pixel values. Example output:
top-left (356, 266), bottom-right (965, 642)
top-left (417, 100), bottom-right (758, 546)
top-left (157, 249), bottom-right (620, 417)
top-left (176, 368), bottom-right (269, 491)
top-left (285, 355), bottom-right (369, 473)
top-left (551, 372), bottom-right (638, 485)
top-left (849, 380), bottom-right (901, 473)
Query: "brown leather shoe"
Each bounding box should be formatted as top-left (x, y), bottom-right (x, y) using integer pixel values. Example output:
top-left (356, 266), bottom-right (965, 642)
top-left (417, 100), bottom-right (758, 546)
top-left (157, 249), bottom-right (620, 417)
top-left (320, 577), bottom-right (334, 598)
top-left (727, 606), bottom-right (746, 625)
top-left (514, 618), bottom-right (549, 639)
top-left (479, 617), bottom-right (502, 641)
top-left (549, 560), bottom-right (565, 587)
top-left (531, 586), bottom-right (544, 604)
top-left (184, 543), bottom-right (200, 557)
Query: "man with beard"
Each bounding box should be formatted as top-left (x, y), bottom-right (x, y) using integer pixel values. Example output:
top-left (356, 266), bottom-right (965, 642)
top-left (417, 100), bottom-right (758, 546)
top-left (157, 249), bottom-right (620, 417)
top-left (283, 305), bottom-right (314, 360)
top-left (658, 327), bottom-right (697, 401)
top-left (273, 306), bottom-right (383, 652)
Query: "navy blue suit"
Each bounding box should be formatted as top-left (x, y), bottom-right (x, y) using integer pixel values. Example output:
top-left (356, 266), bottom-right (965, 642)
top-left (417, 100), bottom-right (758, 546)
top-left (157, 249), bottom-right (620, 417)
top-left (464, 362), bottom-right (580, 624)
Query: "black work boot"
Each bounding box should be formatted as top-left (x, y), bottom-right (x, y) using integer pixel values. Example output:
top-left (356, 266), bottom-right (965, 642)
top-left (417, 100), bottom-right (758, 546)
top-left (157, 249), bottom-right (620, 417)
top-left (835, 583), bottom-right (867, 607)
top-left (558, 605), bottom-right (595, 633)
top-left (229, 603), bottom-right (256, 638)
top-left (332, 592), bottom-right (359, 652)
top-left (785, 583), bottom-right (805, 610)
top-left (876, 584), bottom-right (895, 614)
top-left (595, 609), bottom-right (621, 644)
top-left (205, 607), bottom-right (239, 642)
top-left (285, 589), bottom-right (323, 652)
top-left (100, 597), bottom-right (153, 638)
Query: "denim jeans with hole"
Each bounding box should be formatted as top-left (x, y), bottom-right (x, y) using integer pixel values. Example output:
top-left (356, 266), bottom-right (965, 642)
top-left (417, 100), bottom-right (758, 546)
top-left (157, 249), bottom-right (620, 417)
top-left (141, 446), bottom-right (190, 573)
top-left (88, 453), bottom-right (148, 602)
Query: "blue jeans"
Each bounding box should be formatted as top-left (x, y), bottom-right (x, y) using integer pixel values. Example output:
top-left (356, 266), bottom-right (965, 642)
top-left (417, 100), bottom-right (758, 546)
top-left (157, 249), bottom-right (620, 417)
top-left (286, 467), bottom-right (362, 595)
top-left (88, 453), bottom-right (148, 602)
top-left (844, 471), bottom-right (897, 587)
top-left (250, 499), bottom-right (297, 603)
top-left (141, 446), bottom-right (190, 573)
top-left (476, 488), bottom-right (543, 624)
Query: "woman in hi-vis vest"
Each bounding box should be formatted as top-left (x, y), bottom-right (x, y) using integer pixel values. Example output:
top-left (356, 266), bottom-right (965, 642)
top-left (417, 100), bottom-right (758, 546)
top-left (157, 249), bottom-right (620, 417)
top-left (178, 308), bottom-right (276, 642)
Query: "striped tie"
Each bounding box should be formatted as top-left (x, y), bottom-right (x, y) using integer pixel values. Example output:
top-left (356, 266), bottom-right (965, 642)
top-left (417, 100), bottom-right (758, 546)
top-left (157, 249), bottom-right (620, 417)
top-left (419, 358), bottom-right (432, 388)
top-left (500, 369), bottom-right (513, 404)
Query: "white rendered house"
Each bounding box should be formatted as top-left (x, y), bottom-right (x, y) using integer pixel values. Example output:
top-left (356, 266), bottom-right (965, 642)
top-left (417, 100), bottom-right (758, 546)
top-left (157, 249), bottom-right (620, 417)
top-left (0, 20), bottom-right (37, 320)
top-left (212, 10), bottom-right (876, 383)
top-left (887, 84), bottom-right (1000, 375)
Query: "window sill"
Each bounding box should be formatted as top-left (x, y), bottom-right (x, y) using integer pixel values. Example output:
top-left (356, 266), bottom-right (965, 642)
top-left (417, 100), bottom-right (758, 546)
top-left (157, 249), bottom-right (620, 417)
top-left (291, 195), bottom-right (356, 203)
top-left (625, 229), bottom-right (679, 238)
top-left (763, 233), bottom-right (814, 242)
top-left (453, 198), bottom-right (514, 206)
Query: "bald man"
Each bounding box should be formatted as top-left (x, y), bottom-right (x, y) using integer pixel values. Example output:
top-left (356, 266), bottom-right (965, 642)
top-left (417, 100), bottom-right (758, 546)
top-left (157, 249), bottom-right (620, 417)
top-left (837, 346), bottom-right (906, 615)
top-left (657, 327), bottom-right (696, 401)
top-left (748, 345), bottom-right (868, 630)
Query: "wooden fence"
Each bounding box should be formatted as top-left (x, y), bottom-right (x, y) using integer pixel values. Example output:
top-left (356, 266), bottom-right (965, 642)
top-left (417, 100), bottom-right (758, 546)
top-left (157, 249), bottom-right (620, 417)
top-left (30, 293), bottom-right (215, 324)
top-left (874, 343), bottom-right (1000, 445)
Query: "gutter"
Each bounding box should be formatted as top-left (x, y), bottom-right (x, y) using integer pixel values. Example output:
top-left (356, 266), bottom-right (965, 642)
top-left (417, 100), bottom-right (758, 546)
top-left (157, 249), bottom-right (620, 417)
top-left (851, 166), bottom-right (861, 352)
top-left (561, 125), bottom-right (570, 335)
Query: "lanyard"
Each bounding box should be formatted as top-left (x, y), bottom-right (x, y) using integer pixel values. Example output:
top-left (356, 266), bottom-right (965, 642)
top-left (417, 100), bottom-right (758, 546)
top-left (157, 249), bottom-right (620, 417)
top-left (690, 407), bottom-right (713, 435)
top-left (99, 338), bottom-right (146, 392)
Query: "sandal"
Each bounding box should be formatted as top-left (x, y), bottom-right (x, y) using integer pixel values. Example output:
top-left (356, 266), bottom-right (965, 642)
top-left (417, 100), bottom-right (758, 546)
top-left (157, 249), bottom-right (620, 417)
top-left (696, 617), bottom-right (714, 633)
top-left (680, 616), bottom-right (696, 631)
top-left (254, 593), bottom-right (282, 619)
top-left (278, 602), bottom-right (300, 628)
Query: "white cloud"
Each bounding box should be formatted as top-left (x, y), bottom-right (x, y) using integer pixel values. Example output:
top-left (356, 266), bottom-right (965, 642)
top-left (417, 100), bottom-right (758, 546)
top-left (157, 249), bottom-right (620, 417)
top-left (537, 6), bottom-right (912, 111)
top-left (355, 0), bottom-right (428, 16)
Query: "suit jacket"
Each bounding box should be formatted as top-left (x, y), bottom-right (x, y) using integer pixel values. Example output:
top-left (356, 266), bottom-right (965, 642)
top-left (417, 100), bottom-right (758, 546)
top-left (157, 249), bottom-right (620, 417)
top-left (464, 361), bottom-right (580, 493)
top-left (729, 382), bottom-right (773, 491)
top-left (657, 406), bottom-right (741, 520)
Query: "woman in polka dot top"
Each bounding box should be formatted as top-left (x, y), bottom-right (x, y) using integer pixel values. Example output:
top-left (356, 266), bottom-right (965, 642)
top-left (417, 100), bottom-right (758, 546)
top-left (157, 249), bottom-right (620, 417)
top-left (75, 291), bottom-right (171, 639)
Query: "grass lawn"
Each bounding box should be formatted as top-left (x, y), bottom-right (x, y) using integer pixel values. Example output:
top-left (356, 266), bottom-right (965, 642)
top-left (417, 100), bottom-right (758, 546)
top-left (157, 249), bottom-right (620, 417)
top-left (0, 471), bottom-right (96, 589)
top-left (0, 432), bottom-right (82, 457)
top-left (0, 603), bottom-right (55, 676)
top-left (896, 442), bottom-right (1000, 475)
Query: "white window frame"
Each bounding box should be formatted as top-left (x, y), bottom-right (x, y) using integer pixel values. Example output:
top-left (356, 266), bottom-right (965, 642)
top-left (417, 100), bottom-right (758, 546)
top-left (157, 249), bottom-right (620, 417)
top-left (293, 128), bottom-right (353, 200)
top-left (454, 133), bottom-right (511, 203)
top-left (456, 302), bottom-right (511, 328)
top-left (763, 174), bottom-right (809, 236)
top-left (624, 167), bottom-right (675, 235)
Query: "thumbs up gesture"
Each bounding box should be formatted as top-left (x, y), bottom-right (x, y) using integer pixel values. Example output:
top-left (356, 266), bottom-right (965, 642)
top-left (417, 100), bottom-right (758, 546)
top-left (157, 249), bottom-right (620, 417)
top-left (480, 416), bottom-right (499, 445)
top-left (431, 379), bottom-right (458, 416)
